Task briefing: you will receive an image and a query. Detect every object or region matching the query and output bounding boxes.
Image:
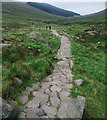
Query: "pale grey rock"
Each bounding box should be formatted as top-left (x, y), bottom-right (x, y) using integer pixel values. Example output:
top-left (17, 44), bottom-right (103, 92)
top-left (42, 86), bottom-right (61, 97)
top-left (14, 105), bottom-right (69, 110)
top-left (0, 97), bottom-right (17, 119)
top-left (75, 88), bottom-right (78, 93)
top-left (21, 90), bottom-right (30, 96)
top-left (32, 83), bottom-right (40, 90)
top-left (25, 97), bottom-right (40, 108)
top-left (64, 84), bottom-right (73, 89)
top-left (59, 90), bottom-right (70, 100)
top-left (57, 61), bottom-right (69, 68)
top-left (40, 82), bottom-right (51, 93)
top-left (25, 108), bottom-right (45, 118)
top-left (70, 60), bottom-right (74, 68)
top-left (50, 96), bottom-right (60, 107)
top-left (58, 96), bottom-right (85, 119)
top-left (50, 91), bottom-right (57, 97)
top-left (14, 77), bottom-right (23, 86)
top-left (51, 85), bottom-right (61, 92)
top-left (26, 87), bottom-right (33, 92)
top-left (19, 96), bottom-right (28, 105)
top-left (19, 112), bottom-right (26, 118)
top-left (42, 105), bottom-right (57, 118)
top-left (45, 89), bottom-right (51, 95)
top-left (26, 91), bottom-right (49, 107)
top-left (75, 79), bottom-right (83, 86)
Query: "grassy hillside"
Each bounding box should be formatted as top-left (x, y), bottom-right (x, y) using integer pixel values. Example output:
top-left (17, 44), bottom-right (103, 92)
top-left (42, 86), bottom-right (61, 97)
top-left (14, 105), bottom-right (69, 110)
top-left (2, 2), bottom-right (67, 27)
top-left (27, 2), bottom-right (80, 17)
top-left (2, 2), bottom-right (62, 103)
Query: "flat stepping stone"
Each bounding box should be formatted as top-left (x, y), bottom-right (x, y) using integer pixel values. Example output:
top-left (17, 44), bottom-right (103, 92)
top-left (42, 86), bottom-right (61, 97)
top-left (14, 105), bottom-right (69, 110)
top-left (40, 82), bottom-right (51, 93)
top-left (57, 61), bottom-right (69, 68)
top-left (57, 96), bottom-right (85, 118)
top-left (50, 91), bottom-right (57, 97)
top-left (63, 84), bottom-right (73, 89)
top-left (32, 91), bottom-right (48, 105)
top-left (50, 96), bottom-right (60, 107)
top-left (44, 88), bottom-right (51, 95)
top-left (42, 105), bottom-right (57, 118)
top-left (25, 108), bottom-right (45, 118)
top-left (50, 85), bottom-right (61, 92)
top-left (25, 97), bottom-right (40, 108)
top-left (19, 96), bottom-right (28, 105)
top-left (59, 90), bottom-right (70, 100)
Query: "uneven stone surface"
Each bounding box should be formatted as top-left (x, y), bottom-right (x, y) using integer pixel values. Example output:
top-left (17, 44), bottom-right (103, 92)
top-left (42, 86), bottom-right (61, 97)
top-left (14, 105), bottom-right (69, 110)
top-left (19, 96), bottom-right (28, 105)
top-left (58, 97), bottom-right (85, 119)
top-left (0, 97), bottom-right (17, 119)
top-left (50, 96), bottom-right (60, 107)
top-left (18, 30), bottom-right (85, 119)
top-left (42, 105), bottom-right (57, 118)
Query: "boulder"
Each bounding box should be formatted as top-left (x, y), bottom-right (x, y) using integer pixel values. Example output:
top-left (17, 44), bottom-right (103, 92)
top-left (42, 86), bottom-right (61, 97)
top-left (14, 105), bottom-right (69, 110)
top-left (58, 96), bottom-right (85, 119)
top-left (14, 77), bottom-right (23, 86)
top-left (0, 97), bottom-right (18, 119)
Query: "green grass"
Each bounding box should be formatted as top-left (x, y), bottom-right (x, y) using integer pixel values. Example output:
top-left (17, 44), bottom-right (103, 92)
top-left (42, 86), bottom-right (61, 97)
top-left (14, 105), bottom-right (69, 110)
top-left (2, 27), bottom-right (60, 100)
top-left (67, 23), bottom-right (105, 118)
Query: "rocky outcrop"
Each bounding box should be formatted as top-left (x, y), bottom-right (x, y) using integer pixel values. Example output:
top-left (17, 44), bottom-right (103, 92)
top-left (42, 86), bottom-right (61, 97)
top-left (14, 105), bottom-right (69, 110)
top-left (0, 97), bottom-right (17, 119)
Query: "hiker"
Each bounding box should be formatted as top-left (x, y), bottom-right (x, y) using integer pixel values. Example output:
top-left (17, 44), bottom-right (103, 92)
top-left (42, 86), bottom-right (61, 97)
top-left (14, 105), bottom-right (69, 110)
top-left (31, 23), bottom-right (35, 29)
top-left (49, 26), bottom-right (51, 30)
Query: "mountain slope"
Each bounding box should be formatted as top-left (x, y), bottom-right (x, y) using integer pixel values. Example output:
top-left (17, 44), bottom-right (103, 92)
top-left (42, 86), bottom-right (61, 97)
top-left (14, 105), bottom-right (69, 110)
top-left (2, 2), bottom-right (67, 26)
top-left (27, 2), bottom-right (80, 17)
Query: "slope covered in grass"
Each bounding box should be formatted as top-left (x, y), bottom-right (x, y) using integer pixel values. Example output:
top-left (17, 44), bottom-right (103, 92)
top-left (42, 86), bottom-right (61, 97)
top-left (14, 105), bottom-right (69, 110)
top-left (2, 2), bottom-right (67, 27)
top-left (2, 27), bottom-right (60, 100)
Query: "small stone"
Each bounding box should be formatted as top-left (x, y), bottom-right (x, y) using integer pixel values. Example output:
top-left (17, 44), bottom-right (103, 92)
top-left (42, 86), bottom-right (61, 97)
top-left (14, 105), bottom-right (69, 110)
top-left (14, 77), bottom-right (23, 86)
top-left (75, 79), bottom-right (83, 86)
top-left (75, 88), bottom-right (78, 93)
top-left (51, 85), bottom-right (61, 92)
top-left (50, 96), bottom-right (60, 107)
top-left (19, 96), bottom-right (28, 105)
top-left (19, 112), bottom-right (26, 118)
top-left (21, 90), bottom-right (30, 96)
top-left (26, 87), bottom-right (33, 92)
top-left (32, 83), bottom-right (40, 90)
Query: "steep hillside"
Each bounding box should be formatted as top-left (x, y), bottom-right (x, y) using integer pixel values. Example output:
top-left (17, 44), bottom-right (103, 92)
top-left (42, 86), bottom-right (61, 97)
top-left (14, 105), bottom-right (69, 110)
top-left (27, 2), bottom-right (80, 17)
top-left (2, 2), bottom-right (67, 26)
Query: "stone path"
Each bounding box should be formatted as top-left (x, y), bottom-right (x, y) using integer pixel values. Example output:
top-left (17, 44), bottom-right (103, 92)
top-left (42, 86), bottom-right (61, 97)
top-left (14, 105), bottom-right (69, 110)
top-left (19, 30), bottom-right (85, 119)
